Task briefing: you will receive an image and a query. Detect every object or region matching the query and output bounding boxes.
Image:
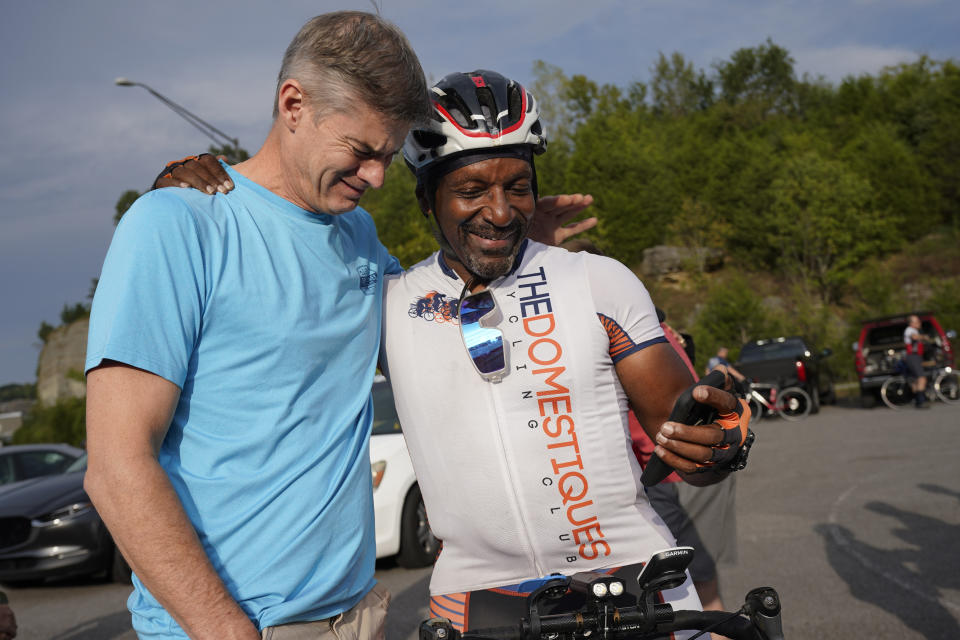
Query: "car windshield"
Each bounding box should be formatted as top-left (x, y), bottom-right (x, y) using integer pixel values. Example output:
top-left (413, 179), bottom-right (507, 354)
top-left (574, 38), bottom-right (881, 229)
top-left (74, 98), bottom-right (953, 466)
top-left (739, 338), bottom-right (808, 362)
top-left (65, 453), bottom-right (88, 473)
top-left (371, 383), bottom-right (402, 436)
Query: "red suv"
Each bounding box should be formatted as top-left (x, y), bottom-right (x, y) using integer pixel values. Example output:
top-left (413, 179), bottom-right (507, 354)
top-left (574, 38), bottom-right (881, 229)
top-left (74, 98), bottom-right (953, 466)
top-left (854, 311), bottom-right (956, 407)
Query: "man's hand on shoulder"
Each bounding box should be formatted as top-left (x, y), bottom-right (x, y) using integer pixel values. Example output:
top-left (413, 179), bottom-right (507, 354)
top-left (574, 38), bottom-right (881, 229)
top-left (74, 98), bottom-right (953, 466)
top-left (153, 153), bottom-right (234, 194)
top-left (527, 193), bottom-right (597, 246)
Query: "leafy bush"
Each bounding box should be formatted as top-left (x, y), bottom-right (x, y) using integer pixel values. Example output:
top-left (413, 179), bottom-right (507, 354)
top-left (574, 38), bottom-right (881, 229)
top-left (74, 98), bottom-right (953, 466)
top-left (0, 383), bottom-right (36, 402)
top-left (13, 397), bottom-right (86, 447)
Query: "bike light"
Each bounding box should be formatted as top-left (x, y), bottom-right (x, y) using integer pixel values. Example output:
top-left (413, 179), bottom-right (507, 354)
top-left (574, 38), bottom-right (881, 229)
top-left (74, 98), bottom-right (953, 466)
top-left (571, 571), bottom-right (624, 600)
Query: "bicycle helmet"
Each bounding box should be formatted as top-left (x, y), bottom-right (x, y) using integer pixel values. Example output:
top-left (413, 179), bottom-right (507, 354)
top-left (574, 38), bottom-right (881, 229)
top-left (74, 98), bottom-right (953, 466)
top-left (402, 69), bottom-right (547, 181)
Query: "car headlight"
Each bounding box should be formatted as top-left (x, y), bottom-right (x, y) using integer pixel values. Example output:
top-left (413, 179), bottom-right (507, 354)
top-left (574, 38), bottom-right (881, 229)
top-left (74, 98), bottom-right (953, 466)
top-left (371, 460), bottom-right (386, 490)
top-left (32, 501), bottom-right (94, 527)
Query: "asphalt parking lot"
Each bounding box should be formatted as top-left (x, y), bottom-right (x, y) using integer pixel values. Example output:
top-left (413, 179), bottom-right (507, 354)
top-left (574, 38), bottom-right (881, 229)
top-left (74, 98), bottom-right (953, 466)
top-left (4, 400), bottom-right (959, 639)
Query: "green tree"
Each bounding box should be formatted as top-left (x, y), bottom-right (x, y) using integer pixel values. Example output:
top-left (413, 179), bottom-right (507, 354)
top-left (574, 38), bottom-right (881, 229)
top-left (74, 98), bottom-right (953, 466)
top-left (769, 150), bottom-right (898, 303)
top-left (714, 38), bottom-right (798, 116)
top-left (0, 383), bottom-right (36, 402)
top-left (60, 302), bottom-right (90, 324)
top-left (691, 274), bottom-right (782, 369)
top-left (665, 197), bottom-right (729, 273)
top-left (650, 52), bottom-right (714, 117)
top-left (360, 163), bottom-right (435, 268)
top-left (114, 189), bottom-right (141, 225)
top-left (838, 122), bottom-right (937, 236)
top-left (13, 397), bottom-right (86, 447)
top-left (37, 321), bottom-right (55, 343)
top-left (207, 143), bottom-right (249, 165)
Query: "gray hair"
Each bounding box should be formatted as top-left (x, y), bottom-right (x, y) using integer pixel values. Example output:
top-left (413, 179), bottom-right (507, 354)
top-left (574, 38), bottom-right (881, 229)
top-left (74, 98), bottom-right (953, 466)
top-left (273, 11), bottom-right (431, 125)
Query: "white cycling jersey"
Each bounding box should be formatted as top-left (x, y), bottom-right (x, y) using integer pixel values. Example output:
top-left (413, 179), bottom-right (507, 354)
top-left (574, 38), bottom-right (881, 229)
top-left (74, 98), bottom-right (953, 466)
top-left (381, 241), bottom-right (684, 596)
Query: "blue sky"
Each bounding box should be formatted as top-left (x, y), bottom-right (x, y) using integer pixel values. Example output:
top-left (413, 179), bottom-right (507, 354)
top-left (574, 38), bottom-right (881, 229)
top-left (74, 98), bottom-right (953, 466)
top-left (1, 0), bottom-right (958, 386)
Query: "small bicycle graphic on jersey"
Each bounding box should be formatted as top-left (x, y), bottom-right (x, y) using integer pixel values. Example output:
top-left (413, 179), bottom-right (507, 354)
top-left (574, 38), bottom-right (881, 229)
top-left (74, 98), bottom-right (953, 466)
top-left (408, 291), bottom-right (460, 324)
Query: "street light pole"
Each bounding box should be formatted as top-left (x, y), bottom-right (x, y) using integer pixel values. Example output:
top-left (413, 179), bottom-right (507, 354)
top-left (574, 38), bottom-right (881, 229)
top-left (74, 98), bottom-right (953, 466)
top-left (114, 77), bottom-right (240, 151)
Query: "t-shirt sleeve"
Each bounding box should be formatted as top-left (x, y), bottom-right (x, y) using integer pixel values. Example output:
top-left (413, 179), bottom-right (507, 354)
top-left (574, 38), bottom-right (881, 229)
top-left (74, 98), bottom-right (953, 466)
top-left (583, 254), bottom-right (665, 364)
top-left (85, 190), bottom-right (206, 388)
top-left (382, 250), bottom-right (402, 276)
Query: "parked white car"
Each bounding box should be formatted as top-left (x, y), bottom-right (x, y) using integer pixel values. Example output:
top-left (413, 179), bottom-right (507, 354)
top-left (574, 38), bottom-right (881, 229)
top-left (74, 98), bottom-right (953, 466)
top-left (370, 377), bottom-right (439, 567)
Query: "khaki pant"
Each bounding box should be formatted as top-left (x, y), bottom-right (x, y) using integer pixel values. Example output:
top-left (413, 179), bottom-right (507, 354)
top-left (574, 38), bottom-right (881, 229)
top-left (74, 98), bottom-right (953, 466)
top-left (262, 584), bottom-right (391, 640)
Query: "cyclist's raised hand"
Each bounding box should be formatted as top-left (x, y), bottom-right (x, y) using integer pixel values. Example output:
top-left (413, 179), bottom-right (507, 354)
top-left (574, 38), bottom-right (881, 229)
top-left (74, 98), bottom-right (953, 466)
top-left (152, 153), bottom-right (233, 194)
top-left (526, 193), bottom-right (597, 246)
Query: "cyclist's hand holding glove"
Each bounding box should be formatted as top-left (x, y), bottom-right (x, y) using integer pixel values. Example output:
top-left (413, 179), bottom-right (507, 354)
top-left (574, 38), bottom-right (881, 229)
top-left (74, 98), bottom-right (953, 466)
top-left (152, 153), bottom-right (233, 193)
top-left (653, 373), bottom-right (754, 479)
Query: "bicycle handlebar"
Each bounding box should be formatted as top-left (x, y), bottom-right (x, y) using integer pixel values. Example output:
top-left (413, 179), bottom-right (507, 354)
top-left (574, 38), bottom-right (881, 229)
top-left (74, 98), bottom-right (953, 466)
top-left (420, 586), bottom-right (784, 640)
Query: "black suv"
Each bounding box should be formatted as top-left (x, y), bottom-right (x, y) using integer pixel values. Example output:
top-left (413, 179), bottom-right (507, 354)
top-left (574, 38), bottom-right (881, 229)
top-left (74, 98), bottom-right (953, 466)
top-left (736, 337), bottom-right (835, 412)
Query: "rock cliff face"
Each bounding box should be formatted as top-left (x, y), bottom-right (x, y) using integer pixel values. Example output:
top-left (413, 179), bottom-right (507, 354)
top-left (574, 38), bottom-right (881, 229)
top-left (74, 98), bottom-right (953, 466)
top-left (36, 319), bottom-right (88, 405)
top-left (640, 245), bottom-right (724, 277)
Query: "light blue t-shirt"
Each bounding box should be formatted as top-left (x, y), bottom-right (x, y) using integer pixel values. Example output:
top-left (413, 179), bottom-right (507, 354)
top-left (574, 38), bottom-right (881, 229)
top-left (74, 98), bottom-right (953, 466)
top-left (86, 165), bottom-right (401, 638)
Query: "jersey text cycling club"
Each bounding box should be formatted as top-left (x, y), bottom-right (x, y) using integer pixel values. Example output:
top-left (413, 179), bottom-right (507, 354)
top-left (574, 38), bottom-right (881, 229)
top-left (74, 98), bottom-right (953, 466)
top-left (381, 241), bottom-right (683, 595)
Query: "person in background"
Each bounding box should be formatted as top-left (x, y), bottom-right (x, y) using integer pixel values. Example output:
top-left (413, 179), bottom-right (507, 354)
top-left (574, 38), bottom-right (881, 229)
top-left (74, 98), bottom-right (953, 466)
top-left (903, 314), bottom-right (931, 409)
top-left (706, 346), bottom-right (746, 383)
top-left (0, 590), bottom-right (16, 640)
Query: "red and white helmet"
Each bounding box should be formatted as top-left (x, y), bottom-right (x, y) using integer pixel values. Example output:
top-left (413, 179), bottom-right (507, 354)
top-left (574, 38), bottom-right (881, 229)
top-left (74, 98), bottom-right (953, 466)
top-left (402, 69), bottom-right (547, 177)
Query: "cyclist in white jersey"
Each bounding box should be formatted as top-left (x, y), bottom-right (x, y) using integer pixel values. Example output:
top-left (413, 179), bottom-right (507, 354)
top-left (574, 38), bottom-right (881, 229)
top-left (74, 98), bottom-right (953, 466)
top-left (380, 70), bottom-right (752, 635)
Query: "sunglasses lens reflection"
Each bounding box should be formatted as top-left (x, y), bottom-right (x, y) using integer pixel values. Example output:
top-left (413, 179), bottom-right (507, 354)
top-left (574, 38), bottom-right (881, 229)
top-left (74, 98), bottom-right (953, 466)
top-left (460, 291), bottom-right (505, 376)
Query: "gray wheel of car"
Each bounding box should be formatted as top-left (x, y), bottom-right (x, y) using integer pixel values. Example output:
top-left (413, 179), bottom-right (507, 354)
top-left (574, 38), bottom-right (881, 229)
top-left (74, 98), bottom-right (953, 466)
top-left (397, 484), bottom-right (439, 568)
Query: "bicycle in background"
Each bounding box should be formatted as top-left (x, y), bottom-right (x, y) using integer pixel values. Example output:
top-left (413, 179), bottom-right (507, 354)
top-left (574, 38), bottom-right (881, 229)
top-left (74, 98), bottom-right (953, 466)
top-left (742, 381), bottom-right (812, 423)
top-left (880, 361), bottom-right (960, 409)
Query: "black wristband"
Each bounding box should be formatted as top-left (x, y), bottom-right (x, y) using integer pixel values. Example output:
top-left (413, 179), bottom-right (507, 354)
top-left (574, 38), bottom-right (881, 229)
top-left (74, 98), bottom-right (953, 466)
top-left (722, 429), bottom-right (755, 472)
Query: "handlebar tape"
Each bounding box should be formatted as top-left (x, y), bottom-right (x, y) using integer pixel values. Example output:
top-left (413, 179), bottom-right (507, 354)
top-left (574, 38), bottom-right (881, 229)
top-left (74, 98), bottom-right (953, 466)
top-left (640, 369), bottom-right (727, 487)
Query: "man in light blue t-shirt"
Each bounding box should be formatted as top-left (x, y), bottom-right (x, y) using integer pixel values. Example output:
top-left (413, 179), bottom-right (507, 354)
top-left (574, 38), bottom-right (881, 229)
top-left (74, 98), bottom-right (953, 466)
top-left (84, 12), bottom-right (429, 640)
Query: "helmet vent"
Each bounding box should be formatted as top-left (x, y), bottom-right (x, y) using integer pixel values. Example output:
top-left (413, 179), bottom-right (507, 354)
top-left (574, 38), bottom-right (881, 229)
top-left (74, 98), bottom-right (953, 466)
top-left (412, 129), bottom-right (447, 150)
top-left (508, 84), bottom-right (524, 122)
top-left (475, 86), bottom-right (499, 130)
top-left (437, 92), bottom-right (476, 130)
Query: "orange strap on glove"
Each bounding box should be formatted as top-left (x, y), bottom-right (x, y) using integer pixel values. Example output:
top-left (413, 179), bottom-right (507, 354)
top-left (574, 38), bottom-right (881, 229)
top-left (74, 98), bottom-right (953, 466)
top-left (151, 154), bottom-right (206, 190)
top-left (701, 397), bottom-right (754, 472)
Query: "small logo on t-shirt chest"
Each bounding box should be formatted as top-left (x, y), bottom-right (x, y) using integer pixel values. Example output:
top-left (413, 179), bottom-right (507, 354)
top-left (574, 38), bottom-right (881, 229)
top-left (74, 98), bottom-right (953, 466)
top-left (357, 265), bottom-right (377, 294)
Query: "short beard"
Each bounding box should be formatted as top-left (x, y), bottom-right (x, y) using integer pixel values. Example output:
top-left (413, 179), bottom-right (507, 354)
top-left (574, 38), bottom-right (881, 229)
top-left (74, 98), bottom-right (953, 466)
top-left (434, 219), bottom-right (527, 281)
